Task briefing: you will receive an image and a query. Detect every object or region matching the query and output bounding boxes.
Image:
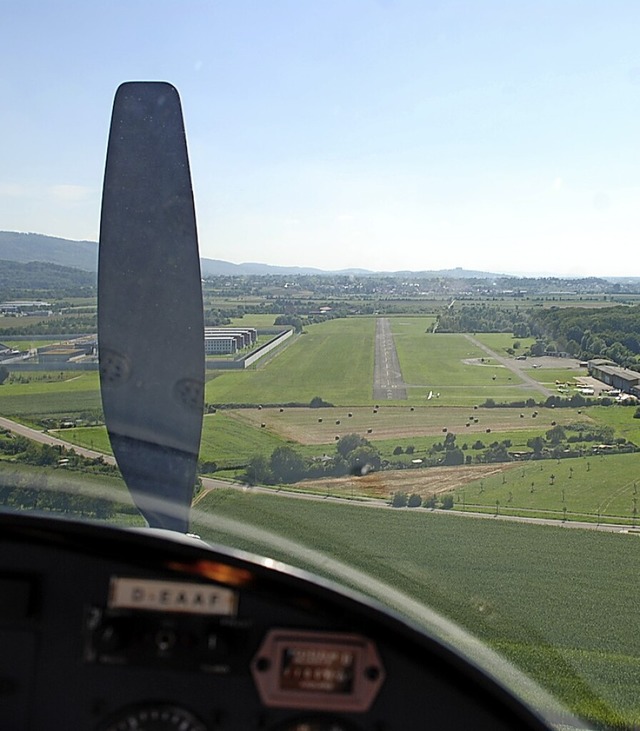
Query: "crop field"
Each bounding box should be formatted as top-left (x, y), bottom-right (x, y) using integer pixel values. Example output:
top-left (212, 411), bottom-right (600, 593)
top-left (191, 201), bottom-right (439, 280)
top-left (194, 490), bottom-right (640, 727)
top-left (0, 372), bottom-right (101, 422)
top-left (49, 425), bottom-right (112, 454)
top-left (50, 412), bottom-right (291, 469)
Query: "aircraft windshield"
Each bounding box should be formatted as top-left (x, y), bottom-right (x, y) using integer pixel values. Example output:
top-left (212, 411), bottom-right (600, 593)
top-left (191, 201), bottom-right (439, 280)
top-left (2, 3), bottom-right (640, 729)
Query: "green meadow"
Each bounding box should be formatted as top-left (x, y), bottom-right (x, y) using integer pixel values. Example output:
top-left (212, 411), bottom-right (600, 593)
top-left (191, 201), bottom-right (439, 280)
top-left (0, 372), bottom-right (101, 422)
top-left (451, 452), bottom-right (640, 524)
top-left (205, 318), bottom-right (376, 405)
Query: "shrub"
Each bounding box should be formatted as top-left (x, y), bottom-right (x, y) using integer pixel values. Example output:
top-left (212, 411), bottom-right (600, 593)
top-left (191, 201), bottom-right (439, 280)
top-left (441, 494), bottom-right (454, 510)
top-left (392, 492), bottom-right (408, 508)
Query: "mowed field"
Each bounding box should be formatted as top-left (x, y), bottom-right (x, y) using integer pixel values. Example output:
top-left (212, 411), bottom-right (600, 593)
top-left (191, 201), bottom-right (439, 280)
top-left (205, 318), bottom-right (376, 405)
top-left (204, 316), bottom-right (554, 407)
top-left (229, 403), bottom-right (587, 444)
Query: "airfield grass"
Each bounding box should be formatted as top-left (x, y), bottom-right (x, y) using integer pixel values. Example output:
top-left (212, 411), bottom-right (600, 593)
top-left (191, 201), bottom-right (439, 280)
top-left (205, 317), bottom-right (549, 408)
top-left (526, 368), bottom-right (587, 385)
top-left (389, 321), bottom-right (543, 404)
top-left (471, 332), bottom-right (537, 354)
top-left (194, 490), bottom-right (640, 727)
top-left (205, 318), bottom-right (376, 405)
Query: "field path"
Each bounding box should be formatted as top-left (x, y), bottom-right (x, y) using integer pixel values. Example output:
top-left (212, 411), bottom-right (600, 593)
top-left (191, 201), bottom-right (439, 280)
top-left (373, 318), bottom-right (407, 400)
top-left (463, 334), bottom-right (553, 398)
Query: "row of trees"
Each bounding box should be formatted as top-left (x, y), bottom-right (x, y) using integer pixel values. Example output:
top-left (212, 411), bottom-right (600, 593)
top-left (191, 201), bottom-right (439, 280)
top-left (0, 470), bottom-right (117, 519)
top-left (243, 433), bottom-right (382, 485)
top-left (530, 304), bottom-right (640, 369)
top-left (0, 430), bottom-right (117, 475)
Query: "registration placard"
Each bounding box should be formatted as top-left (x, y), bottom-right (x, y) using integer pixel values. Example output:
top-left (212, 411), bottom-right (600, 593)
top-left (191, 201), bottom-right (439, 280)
top-left (109, 577), bottom-right (237, 615)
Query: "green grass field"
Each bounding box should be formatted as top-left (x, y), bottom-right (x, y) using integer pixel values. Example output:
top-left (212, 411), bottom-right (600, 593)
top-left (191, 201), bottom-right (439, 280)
top-left (193, 490), bottom-right (640, 728)
top-left (451, 452), bottom-right (640, 524)
top-left (0, 372), bottom-right (101, 422)
top-left (389, 321), bottom-right (543, 404)
top-left (205, 318), bottom-right (376, 405)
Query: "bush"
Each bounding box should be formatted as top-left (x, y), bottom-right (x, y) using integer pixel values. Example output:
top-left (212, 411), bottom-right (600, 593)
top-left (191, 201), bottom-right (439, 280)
top-left (441, 494), bottom-right (454, 510)
top-left (310, 395), bottom-right (333, 408)
top-left (392, 492), bottom-right (408, 508)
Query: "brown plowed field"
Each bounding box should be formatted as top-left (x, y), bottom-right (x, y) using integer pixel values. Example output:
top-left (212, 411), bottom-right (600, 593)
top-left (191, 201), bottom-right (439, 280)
top-left (292, 463), bottom-right (512, 499)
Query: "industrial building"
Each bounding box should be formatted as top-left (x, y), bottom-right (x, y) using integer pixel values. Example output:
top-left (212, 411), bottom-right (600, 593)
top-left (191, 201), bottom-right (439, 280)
top-left (204, 327), bottom-right (258, 355)
top-left (588, 359), bottom-right (640, 396)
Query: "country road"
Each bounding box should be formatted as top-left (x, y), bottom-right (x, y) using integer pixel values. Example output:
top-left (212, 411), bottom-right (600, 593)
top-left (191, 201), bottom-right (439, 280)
top-left (0, 416), bottom-right (116, 464)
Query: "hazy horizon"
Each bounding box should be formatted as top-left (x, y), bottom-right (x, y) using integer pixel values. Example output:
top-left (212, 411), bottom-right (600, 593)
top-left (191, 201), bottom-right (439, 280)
top-left (2, 2), bottom-right (640, 278)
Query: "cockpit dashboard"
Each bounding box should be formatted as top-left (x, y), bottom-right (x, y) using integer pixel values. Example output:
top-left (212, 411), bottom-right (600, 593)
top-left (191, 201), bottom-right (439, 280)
top-left (0, 512), bottom-right (560, 730)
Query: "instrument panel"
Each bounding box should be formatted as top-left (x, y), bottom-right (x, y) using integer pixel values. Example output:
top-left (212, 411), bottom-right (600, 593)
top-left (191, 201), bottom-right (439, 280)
top-left (0, 513), bottom-right (556, 730)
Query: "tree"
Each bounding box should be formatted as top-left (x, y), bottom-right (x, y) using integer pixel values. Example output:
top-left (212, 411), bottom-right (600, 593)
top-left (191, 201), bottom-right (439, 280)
top-left (274, 314), bottom-right (303, 332)
top-left (270, 446), bottom-right (305, 483)
top-left (392, 492), bottom-right (408, 507)
top-left (348, 446), bottom-right (381, 474)
top-left (336, 433), bottom-right (370, 458)
top-left (441, 494), bottom-right (454, 509)
top-left (442, 448), bottom-right (464, 466)
top-left (407, 494), bottom-right (422, 507)
top-left (0, 365), bottom-right (8, 385)
top-left (527, 436), bottom-right (545, 457)
top-left (244, 455), bottom-right (273, 485)
top-left (546, 425), bottom-right (566, 445)
top-left (309, 395), bottom-right (333, 408)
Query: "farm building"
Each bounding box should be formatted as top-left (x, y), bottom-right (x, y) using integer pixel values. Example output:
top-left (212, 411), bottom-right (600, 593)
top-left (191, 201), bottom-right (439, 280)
top-left (588, 359), bottom-right (640, 396)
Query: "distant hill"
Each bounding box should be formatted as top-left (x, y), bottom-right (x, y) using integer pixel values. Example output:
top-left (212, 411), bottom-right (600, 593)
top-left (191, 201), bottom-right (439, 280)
top-left (0, 232), bottom-right (98, 272)
top-left (0, 259), bottom-right (95, 296)
top-left (2, 232), bottom-right (507, 278)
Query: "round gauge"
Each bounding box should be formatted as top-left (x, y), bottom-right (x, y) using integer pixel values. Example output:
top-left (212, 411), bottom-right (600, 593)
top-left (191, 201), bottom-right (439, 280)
top-left (100, 704), bottom-right (207, 731)
top-left (276, 717), bottom-right (357, 731)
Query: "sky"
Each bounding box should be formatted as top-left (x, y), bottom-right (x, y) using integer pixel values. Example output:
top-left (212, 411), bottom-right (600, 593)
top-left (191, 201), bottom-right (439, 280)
top-left (2, 0), bottom-right (640, 276)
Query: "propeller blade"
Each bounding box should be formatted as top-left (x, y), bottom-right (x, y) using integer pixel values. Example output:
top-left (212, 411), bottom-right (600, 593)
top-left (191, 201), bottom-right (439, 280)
top-left (98, 81), bottom-right (204, 532)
